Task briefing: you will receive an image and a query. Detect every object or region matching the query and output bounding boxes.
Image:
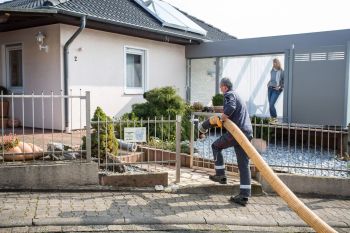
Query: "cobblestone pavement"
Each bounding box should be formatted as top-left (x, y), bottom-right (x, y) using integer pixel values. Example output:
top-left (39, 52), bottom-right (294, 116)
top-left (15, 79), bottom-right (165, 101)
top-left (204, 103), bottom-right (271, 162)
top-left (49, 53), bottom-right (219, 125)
top-left (0, 192), bottom-right (348, 232)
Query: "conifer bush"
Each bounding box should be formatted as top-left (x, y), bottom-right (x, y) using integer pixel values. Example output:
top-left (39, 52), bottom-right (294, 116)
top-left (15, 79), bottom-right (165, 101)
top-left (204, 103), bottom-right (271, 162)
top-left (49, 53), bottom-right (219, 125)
top-left (82, 107), bottom-right (118, 158)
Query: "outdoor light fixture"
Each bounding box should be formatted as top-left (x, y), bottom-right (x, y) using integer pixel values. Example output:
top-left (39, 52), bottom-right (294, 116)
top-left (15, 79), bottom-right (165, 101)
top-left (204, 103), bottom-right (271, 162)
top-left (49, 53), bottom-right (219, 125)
top-left (0, 13), bottom-right (10, 24)
top-left (35, 31), bottom-right (48, 52)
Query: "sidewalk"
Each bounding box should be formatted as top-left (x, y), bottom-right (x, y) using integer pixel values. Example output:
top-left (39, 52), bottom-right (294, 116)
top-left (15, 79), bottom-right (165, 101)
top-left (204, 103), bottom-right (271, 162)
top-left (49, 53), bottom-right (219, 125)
top-left (0, 191), bottom-right (349, 232)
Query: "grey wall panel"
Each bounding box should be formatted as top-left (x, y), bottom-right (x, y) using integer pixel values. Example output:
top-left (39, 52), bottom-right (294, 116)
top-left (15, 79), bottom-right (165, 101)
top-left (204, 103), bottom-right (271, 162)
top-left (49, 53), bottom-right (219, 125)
top-left (346, 42), bottom-right (350, 126)
top-left (291, 46), bottom-right (346, 125)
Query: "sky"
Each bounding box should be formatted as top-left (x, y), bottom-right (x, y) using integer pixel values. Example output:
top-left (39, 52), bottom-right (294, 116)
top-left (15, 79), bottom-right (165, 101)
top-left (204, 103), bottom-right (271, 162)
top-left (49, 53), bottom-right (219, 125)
top-left (1, 0), bottom-right (349, 38)
top-left (165, 0), bottom-right (350, 38)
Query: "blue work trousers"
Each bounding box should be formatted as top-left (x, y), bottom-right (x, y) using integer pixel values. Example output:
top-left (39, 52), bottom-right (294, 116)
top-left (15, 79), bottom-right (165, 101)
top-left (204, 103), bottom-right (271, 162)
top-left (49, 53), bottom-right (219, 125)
top-left (212, 132), bottom-right (252, 197)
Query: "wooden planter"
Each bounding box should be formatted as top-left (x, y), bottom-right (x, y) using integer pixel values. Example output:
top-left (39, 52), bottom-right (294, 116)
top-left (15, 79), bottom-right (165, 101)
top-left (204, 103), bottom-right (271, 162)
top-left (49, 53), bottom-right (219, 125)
top-left (138, 146), bottom-right (192, 167)
top-left (213, 106), bottom-right (223, 113)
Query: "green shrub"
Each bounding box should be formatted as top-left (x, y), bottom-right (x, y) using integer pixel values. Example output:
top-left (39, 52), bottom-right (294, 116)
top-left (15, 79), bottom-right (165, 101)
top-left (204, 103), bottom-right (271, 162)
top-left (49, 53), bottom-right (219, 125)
top-left (148, 137), bottom-right (176, 152)
top-left (148, 137), bottom-right (191, 154)
top-left (82, 107), bottom-right (118, 158)
top-left (114, 112), bottom-right (141, 140)
top-left (127, 87), bottom-right (188, 140)
top-left (251, 116), bottom-right (275, 141)
top-left (212, 94), bottom-right (224, 106)
top-left (132, 86), bottom-right (186, 118)
top-left (0, 86), bottom-right (9, 95)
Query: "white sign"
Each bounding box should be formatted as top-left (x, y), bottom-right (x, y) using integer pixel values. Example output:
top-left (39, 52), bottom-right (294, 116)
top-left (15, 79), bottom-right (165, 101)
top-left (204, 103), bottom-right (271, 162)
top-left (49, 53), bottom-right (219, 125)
top-left (124, 127), bottom-right (146, 142)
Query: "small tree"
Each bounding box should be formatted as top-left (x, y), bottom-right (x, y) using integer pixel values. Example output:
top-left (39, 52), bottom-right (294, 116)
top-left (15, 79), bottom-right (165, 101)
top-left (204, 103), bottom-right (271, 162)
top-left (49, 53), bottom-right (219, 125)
top-left (82, 107), bottom-right (118, 158)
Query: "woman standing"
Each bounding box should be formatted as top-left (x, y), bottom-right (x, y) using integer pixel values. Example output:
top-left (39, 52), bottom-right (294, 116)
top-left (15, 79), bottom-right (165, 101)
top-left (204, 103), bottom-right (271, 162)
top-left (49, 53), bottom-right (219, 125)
top-left (267, 58), bottom-right (284, 123)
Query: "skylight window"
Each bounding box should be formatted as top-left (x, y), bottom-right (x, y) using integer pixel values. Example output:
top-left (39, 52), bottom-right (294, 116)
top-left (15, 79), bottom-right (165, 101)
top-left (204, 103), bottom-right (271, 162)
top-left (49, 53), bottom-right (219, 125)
top-left (134, 0), bottom-right (207, 36)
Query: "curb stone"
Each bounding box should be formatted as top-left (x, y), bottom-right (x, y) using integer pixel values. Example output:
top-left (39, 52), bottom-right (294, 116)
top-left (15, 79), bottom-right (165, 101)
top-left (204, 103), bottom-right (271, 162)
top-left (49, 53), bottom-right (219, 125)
top-left (0, 218), bottom-right (32, 228)
top-left (3, 225), bottom-right (349, 233)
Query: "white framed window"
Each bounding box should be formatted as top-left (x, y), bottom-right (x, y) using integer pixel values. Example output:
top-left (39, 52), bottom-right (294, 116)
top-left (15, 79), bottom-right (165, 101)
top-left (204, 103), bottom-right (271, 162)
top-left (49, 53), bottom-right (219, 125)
top-left (5, 44), bottom-right (23, 93)
top-left (124, 46), bottom-right (147, 94)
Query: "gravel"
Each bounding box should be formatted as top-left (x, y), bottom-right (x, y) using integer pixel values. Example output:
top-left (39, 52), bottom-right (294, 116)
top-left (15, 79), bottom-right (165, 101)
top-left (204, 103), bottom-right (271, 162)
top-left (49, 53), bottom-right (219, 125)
top-left (194, 136), bottom-right (349, 178)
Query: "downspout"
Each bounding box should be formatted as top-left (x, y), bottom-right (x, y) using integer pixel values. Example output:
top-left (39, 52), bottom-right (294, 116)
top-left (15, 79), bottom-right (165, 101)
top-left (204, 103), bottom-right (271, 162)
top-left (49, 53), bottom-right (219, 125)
top-left (63, 15), bottom-right (86, 132)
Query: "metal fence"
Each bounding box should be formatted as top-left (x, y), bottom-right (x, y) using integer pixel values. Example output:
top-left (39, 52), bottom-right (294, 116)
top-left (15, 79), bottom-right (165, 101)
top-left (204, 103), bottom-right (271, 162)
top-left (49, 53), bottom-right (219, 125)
top-left (190, 112), bottom-right (350, 178)
top-left (0, 91), bottom-right (91, 164)
top-left (0, 90), bottom-right (183, 182)
top-left (92, 116), bottom-right (182, 182)
top-left (2, 91), bottom-right (348, 181)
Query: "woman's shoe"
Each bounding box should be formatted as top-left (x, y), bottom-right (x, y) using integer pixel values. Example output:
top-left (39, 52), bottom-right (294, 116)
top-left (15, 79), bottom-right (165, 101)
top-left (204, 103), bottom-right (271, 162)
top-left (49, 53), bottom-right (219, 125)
top-left (269, 117), bottom-right (278, 124)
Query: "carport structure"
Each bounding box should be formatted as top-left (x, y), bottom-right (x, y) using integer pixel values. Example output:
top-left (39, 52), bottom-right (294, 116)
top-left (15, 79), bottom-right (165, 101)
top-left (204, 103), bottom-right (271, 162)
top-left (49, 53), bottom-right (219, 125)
top-left (185, 29), bottom-right (350, 126)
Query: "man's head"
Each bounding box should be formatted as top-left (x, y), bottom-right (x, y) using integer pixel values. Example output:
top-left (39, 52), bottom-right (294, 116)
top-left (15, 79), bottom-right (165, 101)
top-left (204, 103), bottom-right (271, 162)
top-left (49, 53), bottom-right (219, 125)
top-left (220, 78), bottom-right (232, 93)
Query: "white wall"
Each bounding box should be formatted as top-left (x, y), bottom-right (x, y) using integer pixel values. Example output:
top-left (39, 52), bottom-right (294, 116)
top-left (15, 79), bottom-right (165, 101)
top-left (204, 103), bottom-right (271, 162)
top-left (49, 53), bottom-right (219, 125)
top-left (190, 58), bottom-right (216, 106)
top-left (222, 54), bottom-right (285, 118)
top-left (60, 25), bottom-right (186, 129)
top-left (0, 24), bottom-right (63, 130)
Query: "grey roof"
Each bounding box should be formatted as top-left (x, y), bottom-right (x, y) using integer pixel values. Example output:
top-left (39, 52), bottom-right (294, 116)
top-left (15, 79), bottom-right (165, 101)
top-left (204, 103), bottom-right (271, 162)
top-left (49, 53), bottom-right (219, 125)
top-left (0, 0), bottom-right (235, 42)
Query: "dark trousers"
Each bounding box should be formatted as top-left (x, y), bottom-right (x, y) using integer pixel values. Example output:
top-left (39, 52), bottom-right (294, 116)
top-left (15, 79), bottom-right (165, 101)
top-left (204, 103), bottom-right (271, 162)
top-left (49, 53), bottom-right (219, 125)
top-left (268, 86), bottom-right (282, 118)
top-left (212, 132), bottom-right (252, 197)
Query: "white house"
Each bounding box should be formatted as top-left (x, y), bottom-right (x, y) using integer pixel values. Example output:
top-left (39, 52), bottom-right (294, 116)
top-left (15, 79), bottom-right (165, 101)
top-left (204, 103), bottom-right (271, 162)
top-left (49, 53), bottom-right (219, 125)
top-left (0, 0), bottom-right (234, 130)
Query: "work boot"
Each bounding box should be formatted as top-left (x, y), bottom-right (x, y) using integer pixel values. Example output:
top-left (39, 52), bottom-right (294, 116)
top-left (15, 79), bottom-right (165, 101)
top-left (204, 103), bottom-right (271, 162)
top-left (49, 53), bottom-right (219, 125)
top-left (229, 194), bottom-right (248, 206)
top-left (209, 175), bottom-right (227, 184)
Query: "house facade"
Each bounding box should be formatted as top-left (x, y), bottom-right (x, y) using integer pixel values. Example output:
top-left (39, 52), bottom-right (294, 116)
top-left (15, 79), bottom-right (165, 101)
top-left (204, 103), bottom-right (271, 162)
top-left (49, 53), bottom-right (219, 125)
top-left (0, 0), bottom-right (234, 130)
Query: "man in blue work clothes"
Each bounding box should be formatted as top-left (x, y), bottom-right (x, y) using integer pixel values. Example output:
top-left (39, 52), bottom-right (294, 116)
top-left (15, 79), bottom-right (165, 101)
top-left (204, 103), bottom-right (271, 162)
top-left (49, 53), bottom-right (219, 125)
top-left (209, 78), bottom-right (253, 206)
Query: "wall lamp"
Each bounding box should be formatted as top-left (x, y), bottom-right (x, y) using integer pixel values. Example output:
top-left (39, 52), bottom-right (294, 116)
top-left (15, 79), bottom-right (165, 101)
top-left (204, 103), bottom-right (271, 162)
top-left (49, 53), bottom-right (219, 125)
top-left (35, 31), bottom-right (48, 52)
top-left (0, 13), bottom-right (10, 24)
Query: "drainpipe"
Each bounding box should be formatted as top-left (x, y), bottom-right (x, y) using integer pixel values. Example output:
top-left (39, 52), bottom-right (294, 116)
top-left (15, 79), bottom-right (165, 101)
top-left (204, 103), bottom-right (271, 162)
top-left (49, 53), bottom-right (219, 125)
top-left (63, 16), bottom-right (86, 132)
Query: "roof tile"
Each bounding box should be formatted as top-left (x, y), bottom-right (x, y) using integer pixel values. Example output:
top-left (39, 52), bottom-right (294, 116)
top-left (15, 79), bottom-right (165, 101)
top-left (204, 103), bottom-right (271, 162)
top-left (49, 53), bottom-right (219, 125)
top-left (0, 0), bottom-right (236, 41)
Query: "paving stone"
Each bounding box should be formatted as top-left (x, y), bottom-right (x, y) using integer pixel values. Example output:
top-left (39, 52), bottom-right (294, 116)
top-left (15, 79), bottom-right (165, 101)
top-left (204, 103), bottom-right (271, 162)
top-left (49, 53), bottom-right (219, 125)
top-left (0, 229), bottom-right (12, 233)
top-left (0, 191), bottom-right (347, 232)
top-left (0, 218), bottom-right (32, 228)
top-left (11, 227), bottom-right (30, 233)
top-left (28, 226), bottom-right (62, 233)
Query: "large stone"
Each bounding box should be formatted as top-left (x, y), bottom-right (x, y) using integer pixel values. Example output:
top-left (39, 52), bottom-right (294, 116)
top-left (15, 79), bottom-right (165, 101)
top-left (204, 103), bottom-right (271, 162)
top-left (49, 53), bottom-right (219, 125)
top-left (251, 138), bottom-right (267, 153)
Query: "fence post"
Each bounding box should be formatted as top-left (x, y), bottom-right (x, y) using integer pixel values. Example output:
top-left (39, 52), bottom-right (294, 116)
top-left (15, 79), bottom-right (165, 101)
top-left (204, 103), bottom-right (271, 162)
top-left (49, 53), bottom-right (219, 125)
top-left (175, 115), bottom-right (182, 183)
top-left (189, 114), bottom-right (194, 168)
top-left (85, 91), bottom-right (91, 162)
top-left (347, 124), bottom-right (350, 157)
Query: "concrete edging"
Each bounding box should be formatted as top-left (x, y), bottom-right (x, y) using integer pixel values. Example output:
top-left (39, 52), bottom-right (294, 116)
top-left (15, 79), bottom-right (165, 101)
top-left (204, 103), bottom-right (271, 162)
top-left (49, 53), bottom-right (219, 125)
top-left (0, 162), bottom-right (99, 189)
top-left (28, 216), bottom-right (350, 228)
top-left (257, 172), bottom-right (350, 197)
